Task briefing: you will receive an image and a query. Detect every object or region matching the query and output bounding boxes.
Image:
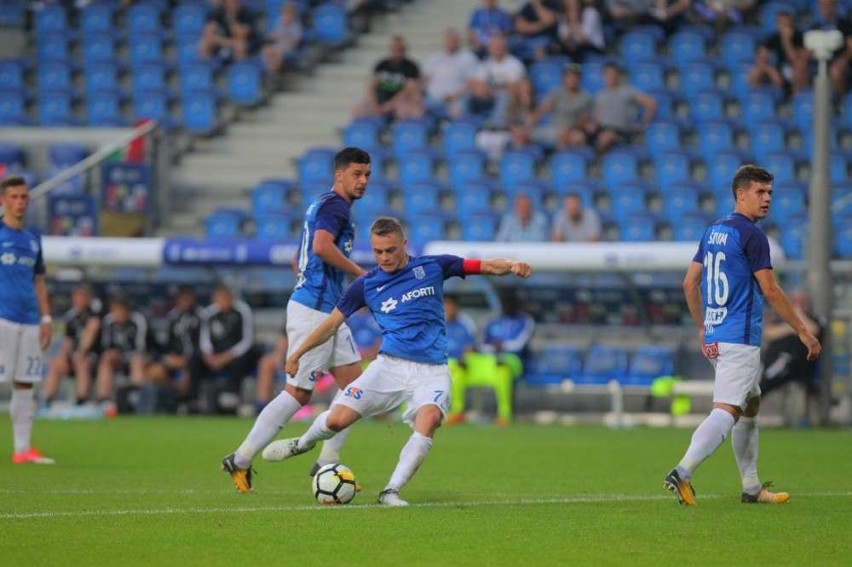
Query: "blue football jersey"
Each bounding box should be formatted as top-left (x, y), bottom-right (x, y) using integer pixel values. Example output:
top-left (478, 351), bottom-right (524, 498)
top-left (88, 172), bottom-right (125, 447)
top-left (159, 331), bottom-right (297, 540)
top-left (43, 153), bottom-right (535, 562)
top-left (693, 212), bottom-right (772, 346)
top-left (0, 223), bottom-right (45, 325)
top-left (337, 255), bottom-right (467, 364)
top-left (290, 191), bottom-right (356, 313)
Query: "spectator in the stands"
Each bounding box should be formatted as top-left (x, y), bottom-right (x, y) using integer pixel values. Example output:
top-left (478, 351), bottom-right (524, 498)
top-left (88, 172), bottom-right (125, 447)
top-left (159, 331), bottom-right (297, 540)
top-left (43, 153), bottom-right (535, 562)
top-left (528, 63), bottom-right (593, 149)
top-left (467, 0), bottom-right (514, 59)
top-left (586, 62), bottom-right (657, 154)
top-left (199, 0), bottom-right (259, 61)
top-left (551, 192), bottom-right (602, 242)
top-left (496, 193), bottom-right (550, 242)
top-left (476, 77), bottom-right (540, 161)
top-left (646, 0), bottom-right (692, 36)
top-left (546, 0), bottom-right (605, 61)
top-left (467, 34), bottom-right (526, 129)
top-left (193, 284), bottom-right (259, 412)
top-left (605, 0), bottom-right (652, 34)
top-left (758, 10), bottom-right (809, 96)
top-left (261, 1), bottom-right (303, 72)
top-left (692, 0), bottom-right (755, 33)
top-left (352, 35), bottom-right (424, 121)
top-left (423, 28), bottom-right (480, 120)
top-left (811, 0), bottom-right (852, 97)
top-left (95, 295), bottom-right (149, 412)
top-left (512, 0), bottom-right (563, 62)
top-left (42, 284), bottom-right (103, 408)
top-left (748, 45), bottom-right (785, 91)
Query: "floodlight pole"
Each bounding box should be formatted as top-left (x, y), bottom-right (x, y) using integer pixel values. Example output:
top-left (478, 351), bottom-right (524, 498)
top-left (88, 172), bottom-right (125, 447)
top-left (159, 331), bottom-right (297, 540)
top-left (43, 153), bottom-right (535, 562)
top-left (804, 30), bottom-right (841, 425)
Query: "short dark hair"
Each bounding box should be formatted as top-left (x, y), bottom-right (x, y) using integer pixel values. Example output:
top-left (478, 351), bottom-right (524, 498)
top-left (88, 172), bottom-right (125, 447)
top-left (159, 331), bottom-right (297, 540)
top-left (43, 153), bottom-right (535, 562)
top-left (334, 147), bottom-right (371, 171)
top-left (109, 294), bottom-right (132, 310)
top-left (370, 216), bottom-right (405, 238)
top-left (731, 165), bottom-right (774, 200)
top-left (1, 175), bottom-right (27, 193)
top-left (603, 62), bottom-right (621, 73)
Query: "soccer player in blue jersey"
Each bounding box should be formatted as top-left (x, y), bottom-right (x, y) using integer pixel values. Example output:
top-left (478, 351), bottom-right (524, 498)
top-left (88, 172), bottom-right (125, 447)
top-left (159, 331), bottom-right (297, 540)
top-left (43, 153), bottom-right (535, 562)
top-left (664, 165), bottom-right (821, 506)
top-left (261, 217), bottom-right (532, 506)
top-left (223, 147), bottom-right (371, 492)
top-left (0, 175), bottom-right (55, 464)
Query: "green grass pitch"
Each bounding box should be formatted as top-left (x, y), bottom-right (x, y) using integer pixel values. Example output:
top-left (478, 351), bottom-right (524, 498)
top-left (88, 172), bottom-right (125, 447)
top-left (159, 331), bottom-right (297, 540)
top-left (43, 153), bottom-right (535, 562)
top-left (1, 417), bottom-right (850, 566)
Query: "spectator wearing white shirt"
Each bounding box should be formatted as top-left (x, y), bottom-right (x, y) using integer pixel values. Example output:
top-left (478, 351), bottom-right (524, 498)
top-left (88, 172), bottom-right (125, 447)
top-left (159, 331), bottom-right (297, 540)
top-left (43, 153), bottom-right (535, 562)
top-left (547, 0), bottom-right (605, 61)
top-left (467, 34), bottom-right (526, 128)
top-left (423, 28), bottom-right (480, 120)
top-left (496, 193), bottom-right (550, 242)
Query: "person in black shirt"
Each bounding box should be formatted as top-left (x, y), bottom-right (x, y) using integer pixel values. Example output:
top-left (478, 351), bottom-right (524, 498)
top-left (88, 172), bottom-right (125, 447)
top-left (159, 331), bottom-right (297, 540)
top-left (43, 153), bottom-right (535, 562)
top-left (147, 285), bottom-right (203, 401)
top-left (43, 284), bottom-right (102, 407)
top-left (193, 284), bottom-right (259, 411)
top-left (513, 0), bottom-right (561, 62)
top-left (95, 295), bottom-right (149, 410)
top-left (198, 0), bottom-right (259, 61)
top-left (761, 11), bottom-right (808, 95)
top-left (811, 0), bottom-right (852, 96)
top-left (353, 35), bottom-right (424, 121)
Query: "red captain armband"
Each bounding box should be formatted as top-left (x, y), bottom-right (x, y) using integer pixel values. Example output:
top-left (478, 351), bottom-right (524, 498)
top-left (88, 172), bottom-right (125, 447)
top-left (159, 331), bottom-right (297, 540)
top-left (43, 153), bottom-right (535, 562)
top-left (463, 259), bottom-right (482, 275)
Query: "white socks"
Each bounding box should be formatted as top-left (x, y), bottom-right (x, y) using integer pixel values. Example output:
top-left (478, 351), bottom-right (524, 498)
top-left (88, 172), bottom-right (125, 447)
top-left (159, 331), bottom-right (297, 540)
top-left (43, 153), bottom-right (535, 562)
top-left (316, 427), bottom-right (351, 467)
top-left (732, 416), bottom-right (761, 494)
top-left (10, 388), bottom-right (35, 454)
top-left (234, 391), bottom-right (302, 468)
top-left (677, 408), bottom-right (735, 479)
top-left (298, 410), bottom-right (336, 450)
top-left (385, 432), bottom-right (433, 492)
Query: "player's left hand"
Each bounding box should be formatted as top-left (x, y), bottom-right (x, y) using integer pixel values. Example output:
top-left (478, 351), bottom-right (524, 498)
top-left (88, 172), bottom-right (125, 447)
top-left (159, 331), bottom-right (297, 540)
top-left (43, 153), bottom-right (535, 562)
top-left (39, 322), bottom-right (52, 350)
top-left (285, 355), bottom-right (300, 377)
top-left (510, 261), bottom-right (532, 278)
top-left (799, 331), bottom-right (822, 361)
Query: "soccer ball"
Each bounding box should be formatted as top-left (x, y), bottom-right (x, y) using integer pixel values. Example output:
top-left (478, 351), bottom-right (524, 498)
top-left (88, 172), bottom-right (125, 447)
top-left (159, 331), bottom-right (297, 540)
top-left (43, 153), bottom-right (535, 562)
top-left (311, 463), bottom-right (357, 505)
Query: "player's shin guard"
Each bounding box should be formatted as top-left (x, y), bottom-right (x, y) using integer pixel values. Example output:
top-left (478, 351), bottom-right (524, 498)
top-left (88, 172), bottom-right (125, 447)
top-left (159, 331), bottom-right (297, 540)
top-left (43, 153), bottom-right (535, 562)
top-left (10, 388), bottom-right (35, 454)
top-left (732, 416), bottom-right (761, 494)
top-left (234, 390), bottom-right (302, 468)
top-left (385, 432), bottom-right (433, 493)
top-left (677, 408), bottom-right (735, 478)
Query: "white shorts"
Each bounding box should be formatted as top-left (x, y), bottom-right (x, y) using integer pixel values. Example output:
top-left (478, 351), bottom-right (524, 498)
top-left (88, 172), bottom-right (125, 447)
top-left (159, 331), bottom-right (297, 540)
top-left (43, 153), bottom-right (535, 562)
top-left (708, 342), bottom-right (761, 409)
top-left (285, 300), bottom-right (360, 390)
top-left (0, 318), bottom-right (43, 384)
top-left (334, 354), bottom-right (451, 425)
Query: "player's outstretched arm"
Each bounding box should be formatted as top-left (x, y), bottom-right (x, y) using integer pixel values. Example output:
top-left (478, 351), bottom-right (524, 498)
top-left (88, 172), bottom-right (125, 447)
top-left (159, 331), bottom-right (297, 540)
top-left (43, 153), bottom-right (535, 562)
top-left (754, 269), bottom-right (822, 361)
top-left (285, 308), bottom-right (346, 376)
top-left (479, 258), bottom-right (533, 278)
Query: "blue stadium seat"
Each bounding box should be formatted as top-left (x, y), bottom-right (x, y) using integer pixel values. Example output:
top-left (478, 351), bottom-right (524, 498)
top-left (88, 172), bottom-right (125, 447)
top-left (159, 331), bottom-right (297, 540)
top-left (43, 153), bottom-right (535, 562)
top-left (86, 91), bottom-right (125, 126)
top-left (82, 34), bottom-right (118, 66)
top-left (311, 2), bottom-right (349, 48)
top-left (49, 143), bottom-right (88, 167)
top-left (403, 181), bottom-right (443, 217)
top-left (647, 89), bottom-right (676, 121)
top-left (447, 151), bottom-right (486, 188)
top-left (772, 183), bottom-right (806, 224)
top-left (842, 94), bottom-right (852, 130)
top-left (182, 90), bottom-right (218, 134)
top-left (780, 216), bottom-right (807, 259)
top-left (576, 345), bottom-right (629, 385)
top-left (762, 152), bottom-right (797, 184)
top-left (129, 34), bottom-right (165, 67)
top-left (581, 60), bottom-right (606, 94)
top-left (85, 63), bottom-right (120, 94)
top-left (391, 119), bottom-right (430, 157)
top-left (619, 213), bottom-right (657, 241)
top-left (35, 4), bottom-right (67, 35)
top-left (678, 63), bottom-right (717, 99)
top-left (132, 64), bottom-right (169, 93)
top-left (297, 147), bottom-right (336, 186)
top-left (205, 209), bottom-right (247, 239)
top-left (527, 344), bottom-right (583, 386)
top-left (251, 179), bottom-right (295, 215)
top-left (460, 212), bottom-right (499, 240)
top-left (529, 59), bottom-right (563, 99)
top-left (621, 30), bottom-right (658, 65)
top-left (37, 62), bottom-right (72, 93)
top-left (835, 221), bottom-right (852, 258)
top-left (343, 120), bottom-right (382, 151)
top-left (37, 34), bottom-right (70, 63)
top-left (176, 39), bottom-right (203, 67)
top-left (646, 121), bottom-right (681, 159)
top-left (0, 0), bottom-right (27, 27)
top-left (0, 90), bottom-right (27, 125)
top-left (670, 31), bottom-right (706, 68)
top-left (708, 151), bottom-right (745, 191)
top-left (127, 4), bottom-right (163, 36)
top-left (601, 150), bottom-right (639, 187)
top-left (38, 92), bottom-right (74, 126)
top-left (609, 183), bottom-right (648, 223)
top-left (695, 121), bottom-right (735, 163)
top-left (173, 3), bottom-right (207, 38)
top-left (180, 63), bottom-right (216, 96)
top-left (549, 150), bottom-right (591, 187)
top-left (500, 151), bottom-right (537, 187)
top-left (623, 345), bottom-right (675, 386)
top-left (254, 214), bottom-right (292, 241)
top-left (830, 153), bottom-right (849, 184)
top-left (672, 212), bottom-right (710, 241)
top-left (759, 2), bottom-right (795, 36)
top-left (398, 151), bottom-right (438, 189)
top-left (0, 143), bottom-right (25, 168)
top-left (442, 121), bottom-right (478, 155)
top-left (456, 180), bottom-right (494, 212)
top-left (740, 90), bottom-right (777, 124)
top-left (0, 60), bottom-right (26, 92)
top-left (630, 60), bottom-right (665, 92)
top-left (80, 3), bottom-right (114, 35)
top-left (721, 31), bottom-right (756, 69)
top-left (408, 213), bottom-right (446, 243)
top-left (662, 184), bottom-right (700, 220)
top-left (791, 91), bottom-right (814, 133)
top-left (688, 90), bottom-right (725, 123)
top-left (227, 62), bottom-right (263, 105)
top-left (749, 120), bottom-right (787, 161)
top-left (132, 89), bottom-right (171, 124)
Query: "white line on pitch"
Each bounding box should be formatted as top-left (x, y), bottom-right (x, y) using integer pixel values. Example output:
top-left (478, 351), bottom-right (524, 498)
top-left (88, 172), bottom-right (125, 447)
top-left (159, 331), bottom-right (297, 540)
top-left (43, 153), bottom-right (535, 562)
top-left (1, 492), bottom-right (850, 521)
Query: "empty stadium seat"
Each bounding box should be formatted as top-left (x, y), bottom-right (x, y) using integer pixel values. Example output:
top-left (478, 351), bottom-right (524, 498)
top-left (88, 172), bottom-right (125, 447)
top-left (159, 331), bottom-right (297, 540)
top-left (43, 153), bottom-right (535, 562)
top-left (749, 120), bottom-right (787, 161)
top-left (708, 151), bottom-right (745, 191)
top-left (38, 92), bottom-right (74, 126)
top-left (679, 64), bottom-right (717, 99)
top-left (129, 34), bottom-right (165, 67)
top-left (133, 89), bottom-right (171, 124)
top-left (37, 62), bottom-right (72, 93)
top-left (740, 90), bottom-right (777, 124)
top-left (251, 179), bottom-right (294, 215)
top-left (80, 3), bottom-right (114, 35)
top-left (35, 4), bottom-right (67, 35)
top-left (500, 151), bottom-right (537, 187)
top-left (762, 152), bottom-right (798, 184)
top-left (403, 182), bottom-right (443, 217)
top-left (647, 89), bottom-right (677, 121)
top-left (835, 220), bottom-right (852, 258)
top-left (456, 180), bottom-right (494, 212)
top-left (688, 89), bottom-right (726, 123)
top-left (791, 91), bottom-right (815, 133)
top-left (695, 121), bottom-right (735, 163)
top-left (204, 209), bottom-right (248, 239)
top-left (37, 34), bottom-right (70, 63)
top-left (581, 60), bottom-right (605, 94)
top-left (772, 183), bottom-right (807, 224)
top-left (311, 2), bottom-right (349, 48)
top-left (720, 30), bottom-right (757, 69)
top-left (609, 183), bottom-right (648, 223)
top-left (85, 63), bottom-right (121, 94)
top-left (82, 34), bottom-right (119, 66)
top-left (254, 214), bottom-right (293, 241)
top-left (127, 4), bottom-right (164, 36)
top-left (527, 344), bottom-right (584, 386)
top-left (672, 212), bottom-right (711, 241)
top-left (343, 120), bottom-right (382, 151)
top-left (86, 92), bottom-right (125, 126)
top-left (549, 150), bottom-right (591, 187)
top-left (601, 150), bottom-right (639, 187)
top-left (830, 153), bottom-right (849, 184)
top-left (173, 3), bottom-right (207, 38)
top-left (630, 60), bottom-right (666, 92)
top-left (182, 90), bottom-right (218, 134)
top-left (133, 64), bottom-right (169, 93)
top-left (669, 31), bottom-right (706, 67)
top-left (623, 345), bottom-right (675, 386)
top-left (408, 213), bottom-right (447, 243)
top-left (0, 90), bottom-right (27, 125)
top-left (180, 63), bottom-right (216, 96)
top-left (0, 60), bottom-right (26, 92)
top-left (442, 121), bottom-right (478, 155)
top-left (655, 151), bottom-right (692, 190)
top-left (391, 119), bottom-right (431, 157)
top-left (619, 213), bottom-right (657, 241)
top-left (576, 345), bottom-right (629, 385)
top-left (0, 143), bottom-right (25, 169)
top-left (227, 62), bottom-right (263, 105)
top-left (447, 151), bottom-right (486, 188)
top-left (529, 59), bottom-right (563, 99)
top-left (621, 30), bottom-right (658, 65)
top-left (297, 147), bottom-right (336, 186)
top-left (460, 212), bottom-right (499, 240)
top-left (398, 151), bottom-right (438, 188)
top-left (780, 216), bottom-right (808, 259)
top-left (662, 184), bottom-right (701, 220)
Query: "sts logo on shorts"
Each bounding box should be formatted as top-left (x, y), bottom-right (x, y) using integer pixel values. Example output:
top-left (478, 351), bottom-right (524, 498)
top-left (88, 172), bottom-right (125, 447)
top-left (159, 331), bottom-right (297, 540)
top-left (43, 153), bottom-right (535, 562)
top-left (344, 386), bottom-right (363, 400)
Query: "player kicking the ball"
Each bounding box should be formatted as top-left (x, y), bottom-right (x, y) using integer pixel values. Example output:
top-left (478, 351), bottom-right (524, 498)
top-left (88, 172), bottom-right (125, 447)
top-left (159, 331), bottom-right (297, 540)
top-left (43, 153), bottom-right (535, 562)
top-left (261, 217), bottom-right (532, 506)
top-left (664, 165), bottom-right (821, 506)
top-left (222, 147), bottom-right (371, 492)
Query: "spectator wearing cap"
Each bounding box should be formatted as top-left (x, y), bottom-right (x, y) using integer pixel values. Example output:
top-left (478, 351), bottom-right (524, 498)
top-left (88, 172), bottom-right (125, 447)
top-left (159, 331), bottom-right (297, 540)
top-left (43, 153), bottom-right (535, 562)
top-left (585, 62), bottom-right (656, 154)
top-left (527, 63), bottom-right (593, 149)
top-left (496, 193), bottom-right (550, 242)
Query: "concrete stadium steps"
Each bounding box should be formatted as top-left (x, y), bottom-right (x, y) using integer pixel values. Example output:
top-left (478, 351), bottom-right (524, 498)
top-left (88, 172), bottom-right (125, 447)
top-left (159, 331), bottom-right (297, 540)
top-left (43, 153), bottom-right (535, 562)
top-left (167, 0), bottom-right (480, 237)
